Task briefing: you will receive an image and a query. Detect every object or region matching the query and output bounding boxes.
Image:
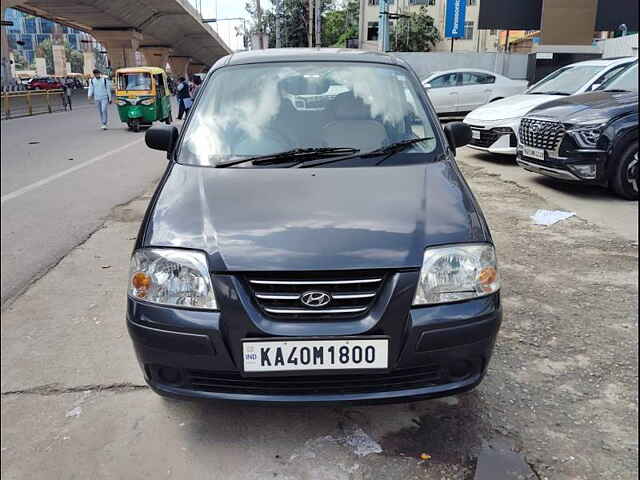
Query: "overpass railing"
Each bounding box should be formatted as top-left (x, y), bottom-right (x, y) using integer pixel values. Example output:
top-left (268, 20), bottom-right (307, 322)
top-left (1, 90), bottom-right (68, 120)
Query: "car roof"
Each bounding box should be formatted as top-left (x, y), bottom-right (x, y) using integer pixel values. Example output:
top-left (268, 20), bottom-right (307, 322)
top-left (116, 66), bottom-right (166, 74)
top-left (225, 48), bottom-right (404, 66)
top-left (568, 57), bottom-right (636, 67)
top-left (427, 68), bottom-right (498, 75)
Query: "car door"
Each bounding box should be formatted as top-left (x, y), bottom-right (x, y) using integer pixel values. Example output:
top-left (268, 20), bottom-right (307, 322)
top-left (457, 72), bottom-right (495, 113)
top-left (424, 73), bottom-right (460, 115)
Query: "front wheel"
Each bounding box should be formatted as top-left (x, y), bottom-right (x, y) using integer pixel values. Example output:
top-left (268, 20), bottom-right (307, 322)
top-left (611, 142), bottom-right (639, 200)
top-left (127, 119), bottom-right (141, 132)
top-left (165, 111), bottom-right (173, 125)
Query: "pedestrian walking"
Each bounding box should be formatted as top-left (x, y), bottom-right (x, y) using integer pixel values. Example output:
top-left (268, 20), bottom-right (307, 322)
top-left (88, 69), bottom-right (112, 130)
top-left (64, 83), bottom-right (72, 111)
top-left (176, 76), bottom-right (191, 120)
top-left (190, 75), bottom-right (202, 99)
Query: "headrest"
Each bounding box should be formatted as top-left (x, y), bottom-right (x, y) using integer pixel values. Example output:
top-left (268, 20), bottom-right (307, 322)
top-left (331, 92), bottom-right (373, 120)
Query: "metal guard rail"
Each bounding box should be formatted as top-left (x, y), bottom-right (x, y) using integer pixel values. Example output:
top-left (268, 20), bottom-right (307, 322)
top-left (1, 89), bottom-right (68, 119)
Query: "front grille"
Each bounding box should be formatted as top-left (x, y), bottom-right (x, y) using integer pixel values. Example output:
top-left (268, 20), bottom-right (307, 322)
top-left (185, 365), bottom-right (443, 395)
top-left (468, 126), bottom-right (499, 148)
top-left (245, 271), bottom-right (387, 319)
top-left (520, 117), bottom-right (565, 151)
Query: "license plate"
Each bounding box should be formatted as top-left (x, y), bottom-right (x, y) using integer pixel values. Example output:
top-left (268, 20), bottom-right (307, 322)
top-left (522, 145), bottom-right (545, 161)
top-left (242, 338), bottom-right (389, 373)
top-left (472, 130), bottom-right (481, 140)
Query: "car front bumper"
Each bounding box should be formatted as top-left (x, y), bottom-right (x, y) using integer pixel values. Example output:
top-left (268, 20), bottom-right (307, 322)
top-left (516, 147), bottom-right (608, 186)
top-left (127, 272), bottom-right (502, 405)
top-left (464, 118), bottom-right (521, 156)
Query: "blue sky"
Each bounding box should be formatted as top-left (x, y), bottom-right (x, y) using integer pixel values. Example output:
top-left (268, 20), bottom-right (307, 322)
top-left (189, 0), bottom-right (274, 51)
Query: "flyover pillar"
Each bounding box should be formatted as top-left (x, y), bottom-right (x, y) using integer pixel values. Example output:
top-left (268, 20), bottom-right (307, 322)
top-left (187, 62), bottom-right (206, 77)
top-left (82, 51), bottom-right (95, 76)
top-left (168, 55), bottom-right (190, 79)
top-left (91, 29), bottom-right (142, 71)
top-left (139, 46), bottom-right (171, 69)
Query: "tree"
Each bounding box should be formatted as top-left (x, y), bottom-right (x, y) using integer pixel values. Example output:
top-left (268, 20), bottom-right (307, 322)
top-left (35, 38), bottom-right (54, 75)
top-left (64, 41), bottom-right (84, 73)
top-left (12, 50), bottom-right (30, 71)
top-left (322, 0), bottom-right (359, 47)
top-left (390, 6), bottom-right (440, 52)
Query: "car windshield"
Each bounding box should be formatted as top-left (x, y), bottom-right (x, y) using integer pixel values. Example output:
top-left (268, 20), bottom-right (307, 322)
top-left (178, 62), bottom-right (439, 167)
top-left (527, 65), bottom-right (604, 95)
top-left (599, 62), bottom-right (638, 92)
top-left (119, 73), bottom-right (152, 91)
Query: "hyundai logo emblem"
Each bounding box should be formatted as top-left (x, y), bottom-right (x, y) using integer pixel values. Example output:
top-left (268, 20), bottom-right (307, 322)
top-left (300, 291), bottom-right (331, 307)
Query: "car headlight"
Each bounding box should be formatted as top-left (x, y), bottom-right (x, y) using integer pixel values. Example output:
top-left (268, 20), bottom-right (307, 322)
top-left (115, 99), bottom-right (127, 106)
top-left (413, 244), bottom-right (499, 306)
top-left (140, 98), bottom-right (156, 105)
top-left (128, 248), bottom-right (217, 310)
top-left (567, 121), bottom-right (606, 148)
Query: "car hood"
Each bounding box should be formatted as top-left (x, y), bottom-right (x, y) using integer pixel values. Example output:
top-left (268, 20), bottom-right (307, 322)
top-left (524, 91), bottom-right (639, 124)
top-left (144, 162), bottom-right (487, 271)
top-left (464, 94), bottom-right (561, 122)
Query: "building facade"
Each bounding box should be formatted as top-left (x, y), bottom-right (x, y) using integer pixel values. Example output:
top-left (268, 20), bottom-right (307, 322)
top-left (3, 8), bottom-right (100, 75)
top-left (358, 0), bottom-right (500, 53)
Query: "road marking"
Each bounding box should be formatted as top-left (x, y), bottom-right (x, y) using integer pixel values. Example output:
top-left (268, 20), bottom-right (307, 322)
top-left (1, 138), bottom-right (144, 205)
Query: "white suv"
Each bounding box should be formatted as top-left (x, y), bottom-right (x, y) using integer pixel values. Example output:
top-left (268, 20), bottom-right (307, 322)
top-left (463, 57), bottom-right (636, 155)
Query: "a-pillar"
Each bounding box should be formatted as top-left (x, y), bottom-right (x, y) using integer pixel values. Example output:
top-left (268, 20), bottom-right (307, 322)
top-left (91, 28), bottom-right (142, 71)
top-left (187, 62), bottom-right (206, 78)
top-left (2, 1), bottom-right (27, 87)
top-left (139, 46), bottom-right (171, 69)
top-left (82, 51), bottom-right (95, 76)
top-left (168, 56), bottom-right (190, 79)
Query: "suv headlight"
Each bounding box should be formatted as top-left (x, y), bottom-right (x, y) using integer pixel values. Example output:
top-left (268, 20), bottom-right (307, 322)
top-left (567, 121), bottom-right (606, 148)
top-left (413, 244), bottom-right (499, 306)
top-left (128, 248), bottom-right (217, 310)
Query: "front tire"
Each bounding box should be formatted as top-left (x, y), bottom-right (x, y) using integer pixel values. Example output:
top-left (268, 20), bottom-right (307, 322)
top-left (611, 142), bottom-right (639, 200)
top-left (165, 111), bottom-right (173, 125)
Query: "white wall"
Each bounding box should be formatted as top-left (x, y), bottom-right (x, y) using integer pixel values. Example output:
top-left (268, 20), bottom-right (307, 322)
top-left (391, 51), bottom-right (530, 80)
top-left (597, 34), bottom-right (639, 59)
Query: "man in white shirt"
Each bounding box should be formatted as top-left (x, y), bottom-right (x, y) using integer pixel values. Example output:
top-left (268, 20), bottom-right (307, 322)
top-left (87, 69), bottom-right (113, 130)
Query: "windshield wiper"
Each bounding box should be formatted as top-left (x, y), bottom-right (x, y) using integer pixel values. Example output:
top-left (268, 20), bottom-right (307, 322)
top-left (529, 91), bottom-right (571, 96)
top-left (602, 88), bottom-right (631, 93)
top-left (215, 147), bottom-right (360, 168)
top-left (298, 137), bottom-right (433, 168)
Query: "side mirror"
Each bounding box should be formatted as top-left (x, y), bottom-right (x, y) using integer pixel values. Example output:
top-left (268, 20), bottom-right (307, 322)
top-left (590, 83), bottom-right (601, 91)
top-left (444, 122), bottom-right (472, 152)
top-left (423, 83), bottom-right (432, 90)
top-left (145, 125), bottom-right (179, 155)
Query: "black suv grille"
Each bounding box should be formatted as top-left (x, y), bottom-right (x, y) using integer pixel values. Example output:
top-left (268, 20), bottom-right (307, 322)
top-left (520, 117), bottom-right (564, 150)
top-left (468, 126), bottom-right (499, 148)
top-left (245, 270), bottom-right (387, 319)
top-left (185, 365), bottom-right (442, 395)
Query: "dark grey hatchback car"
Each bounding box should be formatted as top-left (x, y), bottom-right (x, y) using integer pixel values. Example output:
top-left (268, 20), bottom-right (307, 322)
top-left (128, 49), bottom-right (502, 404)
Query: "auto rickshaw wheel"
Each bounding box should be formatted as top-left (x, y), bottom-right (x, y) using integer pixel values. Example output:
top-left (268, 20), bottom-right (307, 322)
top-left (128, 119), bottom-right (141, 132)
top-left (165, 111), bottom-right (173, 125)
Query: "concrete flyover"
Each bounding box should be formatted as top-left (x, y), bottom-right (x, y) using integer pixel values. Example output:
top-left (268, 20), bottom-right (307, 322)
top-left (1, 0), bottom-right (232, 77)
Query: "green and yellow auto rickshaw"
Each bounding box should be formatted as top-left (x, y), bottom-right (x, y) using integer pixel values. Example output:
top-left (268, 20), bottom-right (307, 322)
top-left (115, 67), bottom-right (172, 132)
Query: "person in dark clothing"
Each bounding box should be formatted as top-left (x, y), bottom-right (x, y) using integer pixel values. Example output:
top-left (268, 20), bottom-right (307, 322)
top-left (176, 76), bottom-right (191, 120)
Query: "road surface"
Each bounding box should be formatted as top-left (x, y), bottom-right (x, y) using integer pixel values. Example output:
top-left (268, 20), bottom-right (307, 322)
top-left (1, 91), bottom-right (169, 304)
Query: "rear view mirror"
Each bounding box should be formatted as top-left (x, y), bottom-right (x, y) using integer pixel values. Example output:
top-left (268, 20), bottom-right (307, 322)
top-left (423, 83), bottom-right (432, 90)
top-left (145, 125), bottom-right (179, 155)
top-left (444, 122), bottom-right (472, 152)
